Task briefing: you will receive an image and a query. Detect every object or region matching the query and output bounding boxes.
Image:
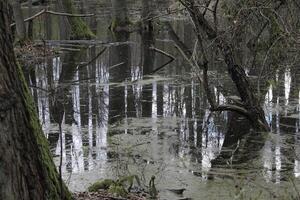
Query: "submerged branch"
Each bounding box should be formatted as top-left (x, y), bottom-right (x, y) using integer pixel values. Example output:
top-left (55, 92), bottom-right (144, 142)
top-left (77, 47), bottom-right (107, 70)
top-left (149, 46), bottom-right (175, 74)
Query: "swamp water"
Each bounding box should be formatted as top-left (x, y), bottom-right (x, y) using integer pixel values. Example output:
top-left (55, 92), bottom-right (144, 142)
top-left (27, 1), bottom-right (300, 199)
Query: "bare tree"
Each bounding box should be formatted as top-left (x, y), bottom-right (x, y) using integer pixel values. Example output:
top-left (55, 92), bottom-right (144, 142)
top-left (178, 0), bottom-right (271, 131)
top-left (166, 0), bottom-right (300, 168)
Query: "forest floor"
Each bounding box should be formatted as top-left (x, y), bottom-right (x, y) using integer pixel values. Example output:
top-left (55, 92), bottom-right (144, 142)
top-left (15, 42), bottom-right (55, 65)
top-left (73, 191), bottom-right (148, 200)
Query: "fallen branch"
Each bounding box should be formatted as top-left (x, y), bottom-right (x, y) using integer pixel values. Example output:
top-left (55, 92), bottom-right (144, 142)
top-left (109, 62), bottom-right (125, 70)
top-left (148, 46), bottom-right (175, 74)
top-left (77, 47), bottom-right (107, 70)
top-left (11, 9), bottom-right (94, 27)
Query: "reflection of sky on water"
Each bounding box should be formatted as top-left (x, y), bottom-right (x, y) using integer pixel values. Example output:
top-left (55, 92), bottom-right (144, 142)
top-left (285, 68), bottom-right (291, 111)
top-left (263, 67), bottom-right (300, 182)
top-left (32, 45), bottom-right (300, 196)
top-left (35, 48), bottom-right (225, 171)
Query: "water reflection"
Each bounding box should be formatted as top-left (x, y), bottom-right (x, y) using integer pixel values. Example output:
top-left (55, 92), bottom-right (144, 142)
top-left (27, 1), bottom-right (300, 199)
top-left (33, 51), bottom-right (300, 190)
top-left (34, 41), bottom-right (227, 175)
top-left (263, 66), bottom-right (300, 183)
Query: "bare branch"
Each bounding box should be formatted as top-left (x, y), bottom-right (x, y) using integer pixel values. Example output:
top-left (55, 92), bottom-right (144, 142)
top-left (180, 0), bottom-right (270, 131)
top-left (10, 9), bottom-right (95, 27)
top-left (211, 104), bottom-right (250, 118)
top-left (203, 0), bottom-right (212, 16)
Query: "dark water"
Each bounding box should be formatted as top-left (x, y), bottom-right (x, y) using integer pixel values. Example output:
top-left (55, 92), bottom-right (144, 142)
top-left (26, 1), bottom-right (300, 199)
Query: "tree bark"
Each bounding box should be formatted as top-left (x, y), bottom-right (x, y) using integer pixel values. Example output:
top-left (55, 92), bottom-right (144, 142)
top-left (0, 1), bottom-right (71, 199)
top-left (58, 0), bottom-right (95, 39)
top-left (11, 0), bottom-right (27, 41)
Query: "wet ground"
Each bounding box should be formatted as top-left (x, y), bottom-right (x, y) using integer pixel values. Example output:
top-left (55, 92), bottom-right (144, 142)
top-left (24, 0), bottom-right (300, 199)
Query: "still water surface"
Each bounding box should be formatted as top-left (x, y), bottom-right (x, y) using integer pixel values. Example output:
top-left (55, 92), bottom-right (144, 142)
top-left (28, 1), bottom-right (300, 199)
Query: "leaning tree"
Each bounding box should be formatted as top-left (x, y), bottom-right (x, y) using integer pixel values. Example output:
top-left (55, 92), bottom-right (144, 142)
top-left (0, 1), bottom-right (70, 199)
top-left (177, 0), bottom-right (271, 131)
top-left (171, 0), bottom-right (300, 167)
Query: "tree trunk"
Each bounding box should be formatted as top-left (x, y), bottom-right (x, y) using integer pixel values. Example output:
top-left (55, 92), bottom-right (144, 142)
top-left (11, 0), bottom-right (27, 41)
top-left (0, 1), bottom-right (71, 199)
top-left (56, 0), bottom-right (70, 40)
top-left (58, 0), bottom-right (95, 39)
top-left (111, 0), bottom-right (130, 31)
top-left (44, 0), bottom-right (52, 40)
top-left (27, 0), bottom-right (33, 40)
top-left (180, 0), bottom-right (269, 131)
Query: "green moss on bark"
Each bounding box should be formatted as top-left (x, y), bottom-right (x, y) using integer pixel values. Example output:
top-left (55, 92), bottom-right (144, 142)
top-left (88, 179), bottom-right (114, 192)
top-left (62, 0), bottom-right (95, 39)
top-left (17, 64), bottom-right (72, 200)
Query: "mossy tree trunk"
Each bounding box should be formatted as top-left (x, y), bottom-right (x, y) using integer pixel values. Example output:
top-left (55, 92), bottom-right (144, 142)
top-left (0, 1), bottom-right (71, 199)
top-left (58, 0), bottom-right (95, 39)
